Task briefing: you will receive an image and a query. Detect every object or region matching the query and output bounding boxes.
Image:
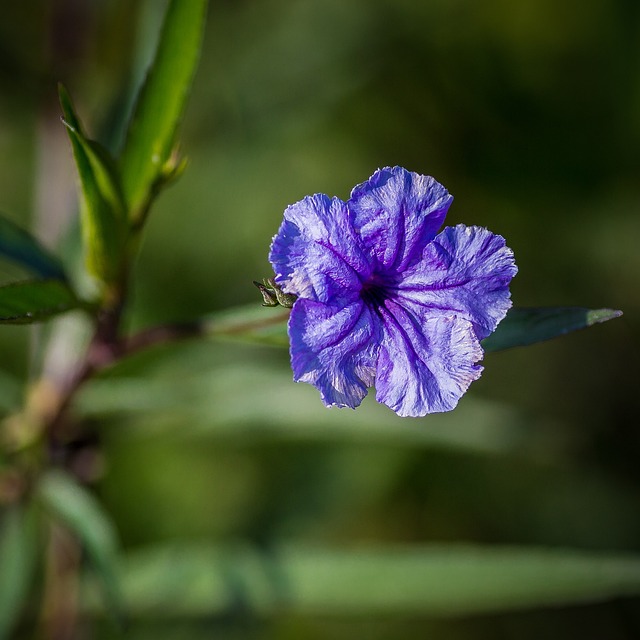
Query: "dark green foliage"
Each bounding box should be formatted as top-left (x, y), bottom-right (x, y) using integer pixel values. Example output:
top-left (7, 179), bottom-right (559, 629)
top-left (0, 279), bottom-right (80, 324)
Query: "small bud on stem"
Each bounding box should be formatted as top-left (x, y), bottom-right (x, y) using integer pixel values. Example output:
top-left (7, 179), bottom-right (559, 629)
top-left (253, 278), bottom-right (297, 308)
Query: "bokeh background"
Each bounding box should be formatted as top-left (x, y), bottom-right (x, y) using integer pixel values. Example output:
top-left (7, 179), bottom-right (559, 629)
top-left (1, 0), bottom-right (639, 638)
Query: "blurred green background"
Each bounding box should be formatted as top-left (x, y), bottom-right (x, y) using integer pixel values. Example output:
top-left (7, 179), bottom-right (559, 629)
top-left (1, 0), bottom-right (639, 638)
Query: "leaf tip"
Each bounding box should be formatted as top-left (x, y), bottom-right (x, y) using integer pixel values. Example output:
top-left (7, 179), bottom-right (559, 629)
top-left (586, 308), bottom-right (623, 326)
top-left (58, 82), bottom-right (71, 112)
top-left (60, 118), bottom-right (76, 135)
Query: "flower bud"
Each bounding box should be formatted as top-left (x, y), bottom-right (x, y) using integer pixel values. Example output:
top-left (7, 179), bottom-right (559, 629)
top-left (253, 278), bottom-right (297, 308)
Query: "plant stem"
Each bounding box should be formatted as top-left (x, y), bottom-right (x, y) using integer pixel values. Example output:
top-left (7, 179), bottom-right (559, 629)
top-left (45, 282), bottom-right (127, 443)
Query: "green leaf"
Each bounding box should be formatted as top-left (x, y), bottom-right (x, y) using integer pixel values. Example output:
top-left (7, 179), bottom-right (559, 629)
top-left (119, 0), bottom-right (209, 222)
top-left (205, 304), bottom-right (290, 347)
top-left (200, 305), bottom-right (623, 353)
top-left (0, 505), bottom-right (39, 639)
top-left (278, 545), bottom-right (640, 615)
top-left (59, 84), bottom-right (128, 286)
top-left (483, 307), bottom-right (623, 353)
top-left (78, 369), bottom-right (531, 455)
top-left (0, 279), bottom-right (81, 324)
top-left (36, 470), bottom-right (125, 624)
top-left (0, 212), bottom-right (67, 281)
top-left (83, 543), bottom-right (640, 617)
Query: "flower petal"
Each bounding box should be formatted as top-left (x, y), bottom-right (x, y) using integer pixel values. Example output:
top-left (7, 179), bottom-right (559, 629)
top-left (394, 224), bottom-right (517, 340)
top-left (375, 301), bottom-right (483, 417)
top-left (349, 166), bottom-right (453, 272)
top-left (269, 194), bottom-right (371, 304)
top-left (289, 298), bottom-right (380, 408)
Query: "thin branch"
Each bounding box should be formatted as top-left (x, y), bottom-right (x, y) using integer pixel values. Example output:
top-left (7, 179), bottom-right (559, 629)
top-left (119, 308), bottom-right (290, 359)
top-left (121, 320), bottom-right (205, 356)
top-left (43, 307), bottom-right (290, 440)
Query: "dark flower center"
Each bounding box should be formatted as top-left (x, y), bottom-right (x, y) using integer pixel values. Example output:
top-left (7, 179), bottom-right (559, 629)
top-left (360, 277), bottom-right (391, 312)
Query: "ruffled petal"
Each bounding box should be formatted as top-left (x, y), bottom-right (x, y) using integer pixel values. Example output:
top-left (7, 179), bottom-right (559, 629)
top-left (375, 300), bottom-right (483, 417)
top-left (289, 298), bottom-right (380, 408)
top-left (349, 166), bottom-right (453, 273)
top-left (269, 194), bottom-right (371, 305)
top-left (393, 224), bottom-right (517, 340)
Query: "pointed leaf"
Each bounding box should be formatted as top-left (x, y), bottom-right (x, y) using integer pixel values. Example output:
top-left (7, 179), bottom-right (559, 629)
top-left (200, 305), bottom-right (623, 352)
top-left (37, 470), bottom-right (125, 624)
top-left (0, 279), bottom-right (81, 324)
top-left (85, 543), bottom-right (640, 617)
top-left (205, 304), bottom-right (290, 347)
top-left (59, 85), bottom-right (128, 285)
top-left (0, 212), bottom-right (67, 281)
top-left (482, 307), bottom-right (623, 353)
top-left (281, 545), bottom-right (640, 615)
top-left (0, 505), bottom-right (39, 639)
top-left (119, 0), bottom-right (209, 221)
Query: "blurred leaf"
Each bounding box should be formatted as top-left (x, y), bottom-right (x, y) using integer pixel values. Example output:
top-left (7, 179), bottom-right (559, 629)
top-left (0, 212), bottom-right (67, 281)
top-left (0, 279), bottom-right (81, 324)
top-left (278, 545), bottom-right (640, 615)
top-left (82, 543), bottom-right (640, 617)
top-left (205, 304), bottom-right (289, 347)
top-left (59, 84), bottom-right (128, 286)
top-left (37, 470), bottom-right (125, 624)
top-left (119, 0), bottom-right (209, 222)
top-left (78, 353), bottom-right (531, 456)
top-left (0, 505), bottom-right (39, 639)
top-left (483, 307), bottom-right (623, 352)
top-left (199, 305), bottom-right (623, 353)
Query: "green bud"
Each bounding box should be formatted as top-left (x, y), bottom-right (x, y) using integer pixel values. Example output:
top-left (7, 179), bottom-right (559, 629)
top-left (253, 278), bottom-right (297, 308)
top-left (253, 280), bottom-right (279, 306)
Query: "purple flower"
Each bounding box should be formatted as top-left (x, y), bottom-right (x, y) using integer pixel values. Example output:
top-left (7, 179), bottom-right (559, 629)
top-left (269, 166), bottom-right (517, 417)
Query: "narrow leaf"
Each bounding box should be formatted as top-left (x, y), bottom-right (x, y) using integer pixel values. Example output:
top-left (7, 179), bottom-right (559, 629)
top-left (0, 279), bottom-right (80, 324)
top-left (205, 304), bottom-right (290, 347)
top-left (0, 505), bottom-right (39, 639)
top-left (37, 470), bottom-right (125, 623)
top-left (119, 0), bottom-right (209, 221)
top-left (77, 371), bottom-right (531, 455)
top-left (59, 85), bottom-right (128, 285)
top-left (83, 543), bottom-right (640, 617)
top-left (279, 545), bottom-right (640, 615)
top-left (0, 212), bottom-right (67, 281)
top-left (201, 305), bottom-right (623, 353)
top-left (482, 307), bottom-right (623, 353)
